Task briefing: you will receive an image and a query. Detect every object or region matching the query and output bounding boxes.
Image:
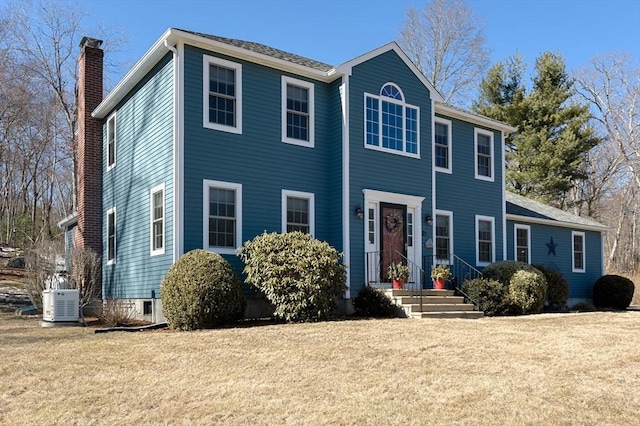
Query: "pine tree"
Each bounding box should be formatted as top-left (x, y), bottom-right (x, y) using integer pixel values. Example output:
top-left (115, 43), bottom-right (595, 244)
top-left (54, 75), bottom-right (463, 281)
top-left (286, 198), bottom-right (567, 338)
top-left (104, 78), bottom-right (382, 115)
top-left (474, 52), bottom-right (600, 207)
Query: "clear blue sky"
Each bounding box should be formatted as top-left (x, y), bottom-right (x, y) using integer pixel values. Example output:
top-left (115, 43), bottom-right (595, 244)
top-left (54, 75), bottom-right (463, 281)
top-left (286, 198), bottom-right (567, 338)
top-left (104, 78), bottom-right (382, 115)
top-left (81, 0), bottom-right (639, 84)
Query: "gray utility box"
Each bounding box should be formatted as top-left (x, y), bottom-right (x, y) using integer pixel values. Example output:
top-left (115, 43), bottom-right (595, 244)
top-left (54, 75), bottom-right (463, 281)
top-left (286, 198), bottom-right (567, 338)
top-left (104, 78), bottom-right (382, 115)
top-left (42, 289), bottom-right (79, 322)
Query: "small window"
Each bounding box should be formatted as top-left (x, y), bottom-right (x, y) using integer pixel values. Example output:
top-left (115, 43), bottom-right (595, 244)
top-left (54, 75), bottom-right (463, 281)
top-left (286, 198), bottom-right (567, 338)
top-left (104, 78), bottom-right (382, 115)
top-left (282, 190), bottom-right (315, 237)
top-left (514, 224), bottom-right (530, 263)
top-left (282, 76), bottom-right (314, 147)
top-left (107, 207), bottom-right (116, 264)
top-left (364, 83), bottom-right (420, 157)
top-left (572, 231), bottom-right (585, 273)
top-left (143, 301), bottom-right (152, 316)
top-left (434, 118), bottom-right (452, 172)
top-left (203, 55), bottom-right (242, 134)
top-left (476, 215), bottom-right (495, 266)
top-left (367, 207), bottom-right (375, 245)
top-left (203, 180), bottom-right (242, 255)
top-left (107, 113), bottom-right (116, 170)
top-left (150, 184), bottom-right (165, 256)
top-left (475, 129), bottom-right (494, 181)
top-left (435, 211), bottom-right (452, 262)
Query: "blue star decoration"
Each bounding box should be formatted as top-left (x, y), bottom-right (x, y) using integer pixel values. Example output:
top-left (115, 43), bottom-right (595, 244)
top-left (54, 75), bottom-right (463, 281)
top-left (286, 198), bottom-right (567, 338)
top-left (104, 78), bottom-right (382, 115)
top-left (546, 237), bottom-right (558, 256)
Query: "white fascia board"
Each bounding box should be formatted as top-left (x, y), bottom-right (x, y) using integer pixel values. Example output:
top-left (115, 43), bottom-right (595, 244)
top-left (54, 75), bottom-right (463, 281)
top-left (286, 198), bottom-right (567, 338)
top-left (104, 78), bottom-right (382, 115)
top-left (505, 214), bottom-right (610, 233)
top-left (435, 102), bottom-right (517, 134)
top-left (93, 28), bottom-right (338, 119)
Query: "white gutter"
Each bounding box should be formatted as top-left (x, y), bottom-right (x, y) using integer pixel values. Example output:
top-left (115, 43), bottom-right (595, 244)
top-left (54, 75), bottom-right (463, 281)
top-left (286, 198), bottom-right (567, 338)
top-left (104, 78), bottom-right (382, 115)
top-left (505, 213), bottom-right (610, 233)
top-left (435, 102), bottom-right (517, 134)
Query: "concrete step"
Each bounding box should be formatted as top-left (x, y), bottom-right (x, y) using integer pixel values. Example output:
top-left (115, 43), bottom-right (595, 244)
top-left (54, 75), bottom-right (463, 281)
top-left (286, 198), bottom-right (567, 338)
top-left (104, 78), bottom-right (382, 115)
top-left (397, 295), bottom-right (465, 305)
top-left (412, 310), bottom-right (485, 319)
top-left (385, 289), bottom-right (454, 297)
top-left (408, 303), bottom-right (476, 312)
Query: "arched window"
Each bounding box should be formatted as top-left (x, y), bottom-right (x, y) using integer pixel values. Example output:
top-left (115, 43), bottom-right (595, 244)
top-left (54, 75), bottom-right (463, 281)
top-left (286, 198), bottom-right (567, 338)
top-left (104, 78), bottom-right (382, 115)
top-left (365, 82), bottom-right (419, 155)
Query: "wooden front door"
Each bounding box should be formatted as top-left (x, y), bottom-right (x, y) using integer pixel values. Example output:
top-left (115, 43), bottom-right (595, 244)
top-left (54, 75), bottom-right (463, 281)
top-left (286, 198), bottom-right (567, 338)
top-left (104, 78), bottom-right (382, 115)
top-left (380, 203), bottom-right (407, 281)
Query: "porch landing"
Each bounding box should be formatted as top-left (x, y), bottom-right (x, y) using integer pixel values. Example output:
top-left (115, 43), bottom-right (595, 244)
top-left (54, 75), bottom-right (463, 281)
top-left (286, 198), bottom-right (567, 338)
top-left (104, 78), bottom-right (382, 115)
top-left (383, 289), bottom-right (484, 319)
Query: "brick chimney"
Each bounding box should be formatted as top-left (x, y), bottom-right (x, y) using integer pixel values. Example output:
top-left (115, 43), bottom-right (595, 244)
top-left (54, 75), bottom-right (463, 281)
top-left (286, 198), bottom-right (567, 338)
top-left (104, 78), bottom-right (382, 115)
top-left (74, 36), bottom-right (104, 257)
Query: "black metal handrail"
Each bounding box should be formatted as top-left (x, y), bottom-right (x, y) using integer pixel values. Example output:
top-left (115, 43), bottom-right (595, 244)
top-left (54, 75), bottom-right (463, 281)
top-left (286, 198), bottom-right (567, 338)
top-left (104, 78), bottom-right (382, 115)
top-left (424, 253), bottom-right (483, 310)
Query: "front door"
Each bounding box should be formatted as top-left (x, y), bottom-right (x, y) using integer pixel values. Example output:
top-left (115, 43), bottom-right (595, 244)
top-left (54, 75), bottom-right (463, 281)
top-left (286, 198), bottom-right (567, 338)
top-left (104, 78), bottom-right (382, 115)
top-left (380, 203), bottom-right (407, 281)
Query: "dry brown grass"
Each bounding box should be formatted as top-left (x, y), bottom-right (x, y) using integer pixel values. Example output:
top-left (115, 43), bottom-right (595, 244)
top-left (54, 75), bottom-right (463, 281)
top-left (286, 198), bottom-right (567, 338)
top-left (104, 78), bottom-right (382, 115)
top-left (1, 312), bottom-right (639, 425)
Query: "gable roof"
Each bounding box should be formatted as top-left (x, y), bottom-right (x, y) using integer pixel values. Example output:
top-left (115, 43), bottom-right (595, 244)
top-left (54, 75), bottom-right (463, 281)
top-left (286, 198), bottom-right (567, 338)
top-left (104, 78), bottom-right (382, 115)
top-left (506, 191), bottom-right (608, 232)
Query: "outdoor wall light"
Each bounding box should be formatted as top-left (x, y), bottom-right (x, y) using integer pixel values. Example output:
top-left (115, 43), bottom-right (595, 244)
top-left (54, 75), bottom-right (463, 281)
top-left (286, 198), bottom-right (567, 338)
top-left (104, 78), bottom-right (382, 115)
top-left (425, 214), bottom-right (433, 225)
top-left (355, 205), bottom-right (364, 219)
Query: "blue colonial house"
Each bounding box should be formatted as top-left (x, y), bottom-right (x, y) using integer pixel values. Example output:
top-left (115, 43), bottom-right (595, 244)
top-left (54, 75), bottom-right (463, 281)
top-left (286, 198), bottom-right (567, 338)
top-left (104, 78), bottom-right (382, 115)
top-left (65, 29), bottom-right (607, 321)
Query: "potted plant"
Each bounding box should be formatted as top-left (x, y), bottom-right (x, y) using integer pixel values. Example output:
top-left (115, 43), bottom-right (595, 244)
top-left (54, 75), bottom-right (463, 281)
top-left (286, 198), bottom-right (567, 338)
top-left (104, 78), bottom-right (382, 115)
top-left (388, 262), bottom-right (410, 289)
top-left (431, 264), bottom-right (451, 290)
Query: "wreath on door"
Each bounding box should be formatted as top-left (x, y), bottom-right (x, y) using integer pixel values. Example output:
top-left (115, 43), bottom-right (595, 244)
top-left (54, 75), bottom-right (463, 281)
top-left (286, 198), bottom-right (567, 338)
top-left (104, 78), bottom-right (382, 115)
top-left (384, 213), bottom-right (403, 234)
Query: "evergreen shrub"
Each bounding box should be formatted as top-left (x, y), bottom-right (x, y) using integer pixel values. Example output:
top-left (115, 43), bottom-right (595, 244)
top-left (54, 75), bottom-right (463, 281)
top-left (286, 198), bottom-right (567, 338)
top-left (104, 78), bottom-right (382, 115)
top-left (462, 278), bottom-right (507, 316)
top-left (353, 286), bottom-right (396, 318)
top-left (534, 264), bottom-right (569, 310)
top-left (592, 275), bottom-right (635, 310)
top-left (508, 270), bottom-right (548, 314)
top-left (161, 249), bottom-right (245, 330)
top-left (237, 231), bottom-right (347, 322)
top-left (481, 260), bottom-right (542, 286)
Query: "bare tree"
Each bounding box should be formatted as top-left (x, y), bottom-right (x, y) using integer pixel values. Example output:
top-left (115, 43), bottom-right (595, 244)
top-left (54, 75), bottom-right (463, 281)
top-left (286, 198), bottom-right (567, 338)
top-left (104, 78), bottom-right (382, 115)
top-left (398, 0), bottom-right (489, 106)
top-left (575, 52), bottom-right (640, 273)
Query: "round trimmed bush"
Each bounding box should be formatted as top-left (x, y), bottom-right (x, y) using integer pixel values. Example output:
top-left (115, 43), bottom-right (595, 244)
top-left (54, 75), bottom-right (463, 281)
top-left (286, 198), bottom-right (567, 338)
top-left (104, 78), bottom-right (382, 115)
top-left (353, 286), bottom-right (396, 318)
top-left (592, 275), bottom-right (635, 310)
top-left (508, 270), bottom-right (548, 314)
top-left (534, 264), bottom-right (569, 311)
top-left (161, 249), bottom-right (246, 330)
top-left (462, 278), bottom-right (507, 316)
top-left (481, 260), bottom-right (543, 286)
top-left (238, 231), bottom-right (347, 322)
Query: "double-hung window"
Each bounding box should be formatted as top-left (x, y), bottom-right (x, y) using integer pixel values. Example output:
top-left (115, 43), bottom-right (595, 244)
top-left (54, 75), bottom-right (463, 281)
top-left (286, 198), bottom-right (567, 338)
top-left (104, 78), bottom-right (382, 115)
top-left (203, 55), bottom-right (242, 134)
top-left (282, 190), bottom-right (314, 236)
top-left (435, 211), bottom-right (452, 262)
top-left (476, 215), bottom-right (495, 266)
top-left (150, 184), bottom-right (165, 256)
top-left (572, 231), bottom-right (585, 272)
top-left (203, 180), bottom-right (242, 254)
top-left (365, 83), bottom-right (419, 157)
top-left (434, 118), bottom-right (452, 172)
top-left (282, 76), bottom-right (314, 147)
top-left (106, 113), bottom-right (116, 170)
top-left (475, 128), bottom-right (494, 181)
top-left (107, 207), bottom-right (116, 264)
top-left (514, 224), bottom-right (530, 263)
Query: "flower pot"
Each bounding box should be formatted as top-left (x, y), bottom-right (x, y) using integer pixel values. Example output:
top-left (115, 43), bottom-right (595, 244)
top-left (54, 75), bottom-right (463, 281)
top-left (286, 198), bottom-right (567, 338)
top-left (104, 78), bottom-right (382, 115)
top-left (434, 278), bottom-right (446, 290)
top-left (392, 279), bottom-right (405, 289)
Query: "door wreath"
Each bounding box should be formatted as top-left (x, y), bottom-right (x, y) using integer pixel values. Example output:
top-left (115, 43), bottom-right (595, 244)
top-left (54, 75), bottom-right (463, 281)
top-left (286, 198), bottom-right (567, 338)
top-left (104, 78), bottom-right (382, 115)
top-left (384, 213), bottom-right (403, 234)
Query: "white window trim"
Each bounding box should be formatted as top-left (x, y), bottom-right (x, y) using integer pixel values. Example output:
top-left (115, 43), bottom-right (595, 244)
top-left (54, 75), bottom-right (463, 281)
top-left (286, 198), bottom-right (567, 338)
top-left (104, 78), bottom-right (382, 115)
top-left (281, 189), bottom-right (315, 237)
top-left (281, 76), bottom-right (314, 148)
top-left (434, 117), bottom-right (452, 174)
top-left (106, 112), bottom-right (116, 171)
top-left (202, 55), bottom-right (242, 134)
top-left (363, 91), bottom-right (421, 159)
top-left (203, 179), bottom-right (242, 255)
top-left (572, 231), bottom-right (586, 273)
top-left (474, 128), bottom-right (494, 182)
top-left (475, 215), bottom-right (495, 267)
top-left (106, 207), bottom-right (116, 265)
top-left (514, 224), bottom-right (531, 264)
top-left (434, 209), bottom-right (454, 264)
top-left (150, 183), bottom-right (165, 256)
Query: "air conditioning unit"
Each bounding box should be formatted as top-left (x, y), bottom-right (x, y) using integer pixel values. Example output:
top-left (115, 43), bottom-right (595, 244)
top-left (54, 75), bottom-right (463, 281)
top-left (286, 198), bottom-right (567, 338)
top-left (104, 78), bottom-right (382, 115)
top-left (42, 289), bottom-right (79, 322)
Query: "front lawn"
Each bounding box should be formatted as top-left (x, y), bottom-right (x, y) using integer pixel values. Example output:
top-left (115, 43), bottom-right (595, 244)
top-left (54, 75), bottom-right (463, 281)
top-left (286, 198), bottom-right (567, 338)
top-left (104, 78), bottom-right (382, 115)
top-left (0, 312), bottom-right (638, 425)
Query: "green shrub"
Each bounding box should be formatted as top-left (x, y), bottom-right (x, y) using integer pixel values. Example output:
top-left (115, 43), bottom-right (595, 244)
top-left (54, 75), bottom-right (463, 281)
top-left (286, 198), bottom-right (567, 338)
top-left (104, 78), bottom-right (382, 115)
top-left (462, 278), bottom-right (507, 316)
top-left (353, 286), bottom-right (396, 318)
top-left (592, 275), bottom-right (635, 310)
top-left (238, 231), bottom-right (347, 322)
top-left (508, 270), bottom-right (548, 314)
top-left (481, 260), bottom-right (543, 286)
top-left (161, 249), bottom-right (246, 330)
top-left (534, 264), bottom-right (569, 311)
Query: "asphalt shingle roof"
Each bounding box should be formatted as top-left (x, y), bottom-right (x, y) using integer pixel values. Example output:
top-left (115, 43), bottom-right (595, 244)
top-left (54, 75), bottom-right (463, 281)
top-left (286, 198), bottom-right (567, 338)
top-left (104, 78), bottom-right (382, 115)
top-left (506, 191), bottom-right (607, 229)
top-left (179, 29), bottom-right (334, 72)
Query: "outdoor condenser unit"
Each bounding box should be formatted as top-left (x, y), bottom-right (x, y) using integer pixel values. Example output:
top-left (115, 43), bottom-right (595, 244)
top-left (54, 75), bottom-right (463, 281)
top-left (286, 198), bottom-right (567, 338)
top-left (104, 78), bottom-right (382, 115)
top-left (42, 289), bottom-right (79, 322)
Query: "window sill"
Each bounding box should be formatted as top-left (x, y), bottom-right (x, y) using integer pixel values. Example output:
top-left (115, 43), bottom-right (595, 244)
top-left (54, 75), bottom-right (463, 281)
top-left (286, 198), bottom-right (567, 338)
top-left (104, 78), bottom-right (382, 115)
top-left (364, 144), bottom-right (420, 159)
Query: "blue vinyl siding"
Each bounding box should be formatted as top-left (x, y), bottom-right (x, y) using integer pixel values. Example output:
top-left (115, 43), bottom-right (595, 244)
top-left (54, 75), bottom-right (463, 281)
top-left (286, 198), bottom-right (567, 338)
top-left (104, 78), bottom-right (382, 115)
top-left (348, 50), bottom-right (433, 295)
top-left (506, 221), bottom-right (603, 300)
top-left (102, 53), bottom-right (174, 299)
top-left (181, 45), bottom-right (341, 276)
top-left (435, 115), bottom-right (504, 268)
